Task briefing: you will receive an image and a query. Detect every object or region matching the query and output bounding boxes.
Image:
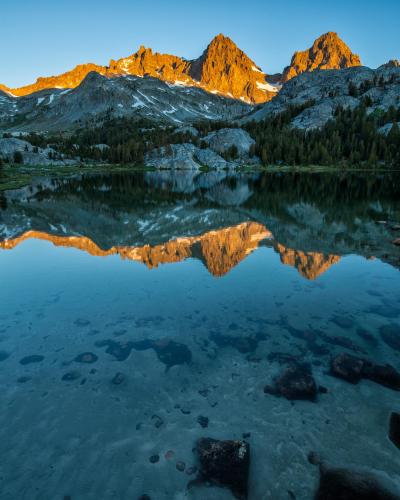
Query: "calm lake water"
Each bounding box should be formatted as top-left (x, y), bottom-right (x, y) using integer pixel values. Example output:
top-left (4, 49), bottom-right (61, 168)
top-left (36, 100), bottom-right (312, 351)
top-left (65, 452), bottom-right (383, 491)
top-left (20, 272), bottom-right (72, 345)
top-left (0, 171), bottom-right (400, 500)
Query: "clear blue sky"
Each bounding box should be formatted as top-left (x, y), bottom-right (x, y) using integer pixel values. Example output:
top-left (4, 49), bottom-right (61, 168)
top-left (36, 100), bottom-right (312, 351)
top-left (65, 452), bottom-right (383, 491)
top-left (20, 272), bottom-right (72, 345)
top-left (2, 0), bottom-right (399, 87)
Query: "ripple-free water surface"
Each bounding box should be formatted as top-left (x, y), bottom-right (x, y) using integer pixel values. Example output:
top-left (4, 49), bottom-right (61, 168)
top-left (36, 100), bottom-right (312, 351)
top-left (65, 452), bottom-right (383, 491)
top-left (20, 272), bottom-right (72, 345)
top-left (0, 171), bottom-right (400, 499)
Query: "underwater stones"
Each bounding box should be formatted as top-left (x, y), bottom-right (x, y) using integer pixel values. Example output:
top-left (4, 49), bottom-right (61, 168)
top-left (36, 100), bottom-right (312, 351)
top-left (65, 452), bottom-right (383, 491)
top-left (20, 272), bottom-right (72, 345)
top-left (186, 465), bottom-right (197, 475)
top-left (393, 238), bottom-right (400, 246)
top-left (389, 412), bottom-right (400, 449)
top-left (165, 450), bottom-right (175, 460)
top-left (95, 339), bottom-right (134, 361)
top-left (331, 353), bottom-right (400, 391)
top-left (315, 466), bottom-right (400, 500)
top-left (95, 338), bottom-right (192, 368)
top-left (61, 371), bottom-right (81, 381)
top-left (74, 318), bottom-right (91, 327)
top-left (196, 438), bottom-right (250, 499)
top-left (111, 372), bottom-right (125, 385)
top-left (151, 414), bottom-right (164, 428)
top-left (149, 454), bottom-right (159, 464)
top-left (330, 353), bottom-right (364, 383)
top-left (362, 362), bottom-right (400, 391)
top-left (209, 332), bottom-right (264, 354)
top-left (0, 350), bottom-right (10, 362)
top-left (268, 364), bottom-right (318, 401)
top-left (74, 352), bottom-right (98, 363)
top-left (320, 334), bottom-right (365, 354)
top-left (331, 316), bottom-right (354, 329)
top-left (20, 354), bottom-right (44, 365)
top-left (176, 460), bottom-right (186, 472)
top-left (380, 324), bottom-right (400, 352)
top-left (151, 340), bottom-right (192, 370)
top-left (197, 416), bottom-right (209, 428)
top-left (356, 328), bottom-right (377, 344)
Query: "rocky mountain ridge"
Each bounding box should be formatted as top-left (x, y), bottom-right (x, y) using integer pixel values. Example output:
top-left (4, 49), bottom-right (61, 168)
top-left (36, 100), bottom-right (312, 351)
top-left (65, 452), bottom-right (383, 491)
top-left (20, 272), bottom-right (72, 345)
top-left (282, 32), bottom-right (362, 82)
top-left (1, 34), bottom-right (277, 104)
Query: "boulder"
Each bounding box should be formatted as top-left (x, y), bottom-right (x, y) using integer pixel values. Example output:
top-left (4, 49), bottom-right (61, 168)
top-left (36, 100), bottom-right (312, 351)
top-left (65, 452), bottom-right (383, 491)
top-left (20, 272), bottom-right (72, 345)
top-left (330, 353), bottom-right (364, 383)
top-left (203, 128), bottom-right (255, 157)
top-left (145, 143), bottom-right (233, 170)
top-left (362, 362), bottom-right (400, 391)
top-left (196, 438), bottom-right (250, 499)
top-left (315, 466), bottom-right (400, 500)
top-left (273, 364), bottom-right (318, 401)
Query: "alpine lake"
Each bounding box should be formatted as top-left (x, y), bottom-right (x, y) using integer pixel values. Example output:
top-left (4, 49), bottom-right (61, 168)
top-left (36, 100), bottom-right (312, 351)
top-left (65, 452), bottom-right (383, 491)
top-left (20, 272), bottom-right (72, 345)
top-left (0, 169), bottom-right (399, 500)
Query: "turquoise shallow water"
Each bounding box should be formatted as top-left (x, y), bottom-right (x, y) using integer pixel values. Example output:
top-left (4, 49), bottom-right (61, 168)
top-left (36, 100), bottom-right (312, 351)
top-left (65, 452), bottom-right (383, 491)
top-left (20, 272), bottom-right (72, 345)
top-left (0, 171), bottom-right (400, 499)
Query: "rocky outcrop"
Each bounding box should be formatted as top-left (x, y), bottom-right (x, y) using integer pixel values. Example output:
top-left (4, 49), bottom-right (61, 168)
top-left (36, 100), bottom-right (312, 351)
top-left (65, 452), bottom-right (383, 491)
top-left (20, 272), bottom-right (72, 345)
top-left (0, 137), bottom-right (75, 165)
top-left (245, 64), bottom-right (400, 129)
top-left (196, 438), bottom-right (250, 499)
top-left (189, 33), bottom-right (278, 103)
top-left (202, 128), bottom-right (255, 157)
top-left (282, 32), bottom-right (361, 82)
top-left (1, 34), bottom-right (277, 104)
top-left (0, 72), bottom-right (250, 132)
top-left (145, 128), bottom-right (257, 169)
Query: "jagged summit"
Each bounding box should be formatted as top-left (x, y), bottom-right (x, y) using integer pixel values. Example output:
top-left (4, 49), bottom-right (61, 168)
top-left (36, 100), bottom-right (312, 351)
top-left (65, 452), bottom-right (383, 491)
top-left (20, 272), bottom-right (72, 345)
top-left (0, 34), bottom-right (277, 104)
top-left (282, 31), bottom-right (362, 82)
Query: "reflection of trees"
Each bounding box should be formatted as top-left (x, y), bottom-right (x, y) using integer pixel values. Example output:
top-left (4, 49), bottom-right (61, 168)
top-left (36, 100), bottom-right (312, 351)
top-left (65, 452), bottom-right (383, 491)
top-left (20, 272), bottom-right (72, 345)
top-left (246, 172), bottom-right (400, 225)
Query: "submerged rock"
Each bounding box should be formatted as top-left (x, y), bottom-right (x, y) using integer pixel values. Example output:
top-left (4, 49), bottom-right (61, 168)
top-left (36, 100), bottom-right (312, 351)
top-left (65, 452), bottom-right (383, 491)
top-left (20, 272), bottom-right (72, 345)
top-left (61, 371), bottom-right (81, 381)
top-left (362, 362), bottom-right (400, 391)
top-left (331, 353), bottom-right (400, 391)
top-left (380, 324), bottom-right (400, 352)
top-left (74, 352), bottom-right (98, 364)
top-left (271, 364), bottom-right (318, 401)
top-left (315, 466), bottom-right (400, 499)
top-left (330, 353), bottom-right (364, 383)
top-left (196, 438), bottom-right (250, 499)
top-left (389, 412), bottom-right (400, 449)
top-left (197, 415), bottom-right (209, 428)
top-left (20, 355), bottom-right (44, 365)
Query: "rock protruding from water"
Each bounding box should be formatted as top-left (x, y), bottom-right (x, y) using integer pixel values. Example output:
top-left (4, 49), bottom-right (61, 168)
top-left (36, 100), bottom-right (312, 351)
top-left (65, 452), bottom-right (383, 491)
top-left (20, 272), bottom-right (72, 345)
top-left (315, 466), bottom-right (400, 499)
top-left (389, 412), bottom-right (400, 450)
top-left (196, 438), bottom-right (250, 499)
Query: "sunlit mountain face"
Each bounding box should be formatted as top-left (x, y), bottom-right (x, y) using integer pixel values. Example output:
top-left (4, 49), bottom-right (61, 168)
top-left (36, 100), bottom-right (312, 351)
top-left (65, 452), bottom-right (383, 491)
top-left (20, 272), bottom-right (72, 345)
top-left (1, 171), bottom-right (400, 500)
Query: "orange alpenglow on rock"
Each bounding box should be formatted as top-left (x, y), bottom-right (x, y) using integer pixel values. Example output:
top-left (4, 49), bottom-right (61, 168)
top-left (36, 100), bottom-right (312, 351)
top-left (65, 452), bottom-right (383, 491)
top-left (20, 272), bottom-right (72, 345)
top-left (282, 31), bottom-right (362, 82)
top-left (1, 224), bottom-right (342, 280)
top-left (0, 34), bottom-right (278, 104)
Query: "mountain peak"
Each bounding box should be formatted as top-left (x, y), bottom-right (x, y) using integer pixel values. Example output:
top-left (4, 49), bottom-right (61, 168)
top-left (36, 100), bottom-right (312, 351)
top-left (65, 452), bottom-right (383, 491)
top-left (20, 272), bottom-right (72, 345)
top-left (282, 31), bottom-right (361, 82)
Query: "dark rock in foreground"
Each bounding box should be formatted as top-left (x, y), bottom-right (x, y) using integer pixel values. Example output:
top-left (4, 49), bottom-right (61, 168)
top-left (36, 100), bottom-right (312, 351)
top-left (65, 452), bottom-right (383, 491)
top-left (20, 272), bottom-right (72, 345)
top-left (315, 466), bottom-right (400, 499)
top-left (266, 363), bottom-right (318, 401)
top-left (196, 438), bottom-right (250, 499)
top-left (389, 412), bottom-right (400, 450)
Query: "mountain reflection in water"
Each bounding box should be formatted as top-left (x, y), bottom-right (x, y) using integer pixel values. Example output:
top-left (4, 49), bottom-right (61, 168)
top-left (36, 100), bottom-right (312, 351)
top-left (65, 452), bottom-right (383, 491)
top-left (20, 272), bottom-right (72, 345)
top-left (1, 170), bottom-right (400, 274)
top-left (1, 171), bottom-right (400, 500)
